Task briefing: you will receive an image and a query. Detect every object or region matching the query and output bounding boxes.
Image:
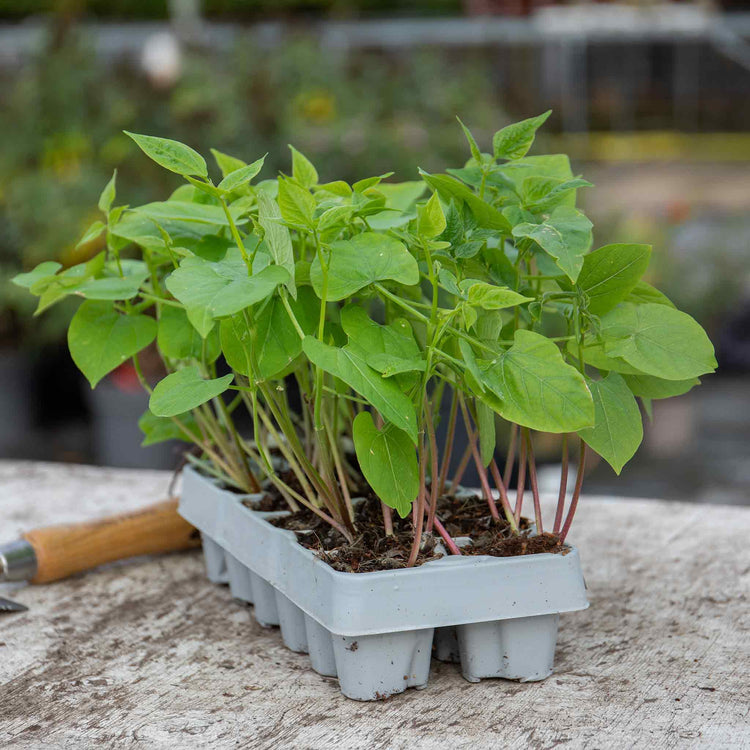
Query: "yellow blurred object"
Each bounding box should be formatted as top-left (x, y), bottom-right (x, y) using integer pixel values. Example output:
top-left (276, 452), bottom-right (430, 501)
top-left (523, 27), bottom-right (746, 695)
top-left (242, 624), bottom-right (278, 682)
top-left (296, 89), bottom-right (337, 124)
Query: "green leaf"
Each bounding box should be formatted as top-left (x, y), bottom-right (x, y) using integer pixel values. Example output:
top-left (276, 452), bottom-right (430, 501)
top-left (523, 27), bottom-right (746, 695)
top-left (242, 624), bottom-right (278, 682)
top-left (512, 206), bottom-right (593, 282)
top-left (76, 220), bottom-right (106, 249)
top-left (456, 117), bottom-right (483, 164)
top-left (158, 305), bottom-right (220, 362)
top-left (481, 329), bottom-right (594, 433)
top-left (577, 243), bottom-right (651, 315)
top-left (574, 339), bottom-right (642, 375)
top-left (224, 286), bottom-right (317, 379)
top-left (310, 232), bottom-right (418, 301)
top-left (289, 145), bottom-right (319, 189)
top-left (210, 148), bottom-right (246, 178)
top-left (420, 170), bottom-right (511, 232)
top-left (68, 301), bottom-right (157, 388)
top-left (625, 280), bottom-right (675, 308)
top-left (302, 337), bottom-right (418, 442)
top-left (277, 177), bottom-right (316, 228)
top-left (623, 373), bottom-right (699, 399)
top-left (139, 409), bottom-right (198, 447)
top-left (378, 181), bottom-right (427, 212)
top-left (466, 282), bottom-right (532, 310)
top-left (149, 366), bottom-right (233, 418)
top-left (257, 192), bottom-right (296, 298)
top-left (522, 176), bottom-right (592, 212)
top-left (417, 192), bottom-right (447, 239)
top-left (125, 132), bottom-right (207, 178)
top-left (493, 111), bottom-right (551, 161)
top-left (577, 373), bottom-right (643, 474)
top-left (353, 411), bottom-right (419, 518)
top-left (98, 170), bottom-right (117, 214)
top-left (600, 303), bottom-right (717, 380)
top-left (12, 261), bottom-right (62, 289)
top-left (133, 201), bottom-right (246, 227)
top-left (217, 155), bottom-right (266, 192)
top-left (165, 250), bottom-right (289, 336)
top-left (75, 266), bottom-right (149, 300)
top-left (341, 305), bottom-right (423, 382)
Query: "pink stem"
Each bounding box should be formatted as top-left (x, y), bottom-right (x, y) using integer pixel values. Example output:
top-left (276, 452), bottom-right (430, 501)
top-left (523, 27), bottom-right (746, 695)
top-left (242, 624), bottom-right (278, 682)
top-left (514, 431), bottom-right (527, 524)
top-left (451, 442), bottom-right (473, 490)
top-left (553, 434), bottom-right (569, 535)
top-left (432, 515), bottom-right (462, 555)
top-left (459, 395), bottom-right (500, 521)
top-left (489, 459), bottom-right (518, 532)
top-left (524, 428), bottom-right (543, 534)
top-left (424, 396), bottom-right (440, 532)
top-left (407, 439), bottom-right (428, 567)
top-left (437, 390), bottom-right (459, 497)
top-left (559, 441), bottom-right (586, 544)
top-left (381, 501), bottom-right (394, 536)
top-left (503, 423), bottom-right (518, 491)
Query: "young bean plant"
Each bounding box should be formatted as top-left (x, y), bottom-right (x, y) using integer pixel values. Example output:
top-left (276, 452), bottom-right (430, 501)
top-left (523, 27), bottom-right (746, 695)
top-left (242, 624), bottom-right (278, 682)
top-left (14, 113), bottom-right (717, 564)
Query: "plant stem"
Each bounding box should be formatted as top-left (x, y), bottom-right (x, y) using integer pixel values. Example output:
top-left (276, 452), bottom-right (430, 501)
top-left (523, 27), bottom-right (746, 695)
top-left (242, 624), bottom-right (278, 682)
top-left (424, 395), bottom-right (440, 532)
top-left (488, 459), bottom-right (518, 532)
top-left (451, 442), bottom-right (473, 490)
top-left (407, 440), bottom-right (428, 567)
top-left (220, 198), bottom-right (251, 271)
top-left (514, 430), bottom-right (527, 524)
top-left (524, 428), bottom-right (543, 533)
top-left (458, 394), bottom-right (500, 521)
top-left (553, 434), bottom-right (569, 534)
top-left (503, 423), bottom-right (518, 491)
top-left (381, 502), bottom-right (394, 536)
top-left (437, 388), bottom-right (458, 497)
top-left (432, 515), bottom-right (461, 555)
top-left (559, 440), bottom-right (586, 544)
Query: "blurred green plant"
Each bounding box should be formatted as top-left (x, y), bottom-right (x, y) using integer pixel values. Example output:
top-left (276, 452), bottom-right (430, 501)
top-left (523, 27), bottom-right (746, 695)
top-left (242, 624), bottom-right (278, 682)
top-left (0, 31), bottom-right (506, 346)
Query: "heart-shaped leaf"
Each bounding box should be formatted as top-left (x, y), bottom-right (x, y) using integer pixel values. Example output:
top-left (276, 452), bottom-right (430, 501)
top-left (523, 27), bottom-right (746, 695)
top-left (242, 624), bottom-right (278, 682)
top-left (302, 337), bottom-right (418, 442)
top-left (310, 232), bottom-right (418, 301)
top-left (577, 373), bottom-right (643, 474)
top-left (481, 329), bottom-right (594, 433)
top-left (68, 301), bottom-right (157, 388)
top-left (577, 243), bottom-right (651, 315)
top-left (600, 303), bottom-right (717, 380)
top-left (353, 411), bottom-right (419, 518)
top-left (512, 206), bottom-right (593, 283)
top-left (149, 366), bottom-right (233, 417)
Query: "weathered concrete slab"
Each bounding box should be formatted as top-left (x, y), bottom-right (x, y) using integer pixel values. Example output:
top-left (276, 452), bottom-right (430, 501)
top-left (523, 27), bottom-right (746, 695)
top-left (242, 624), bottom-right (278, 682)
top-left (1, 460), bottom-right (748, 749)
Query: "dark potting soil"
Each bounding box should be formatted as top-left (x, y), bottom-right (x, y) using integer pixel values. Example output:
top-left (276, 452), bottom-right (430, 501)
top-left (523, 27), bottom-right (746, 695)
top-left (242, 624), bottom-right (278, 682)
top-left (268, 489), bottom-right (562, 573)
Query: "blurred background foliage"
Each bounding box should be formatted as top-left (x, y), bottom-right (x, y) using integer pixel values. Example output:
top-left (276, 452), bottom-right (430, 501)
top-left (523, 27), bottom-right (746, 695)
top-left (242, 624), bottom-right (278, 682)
top-left (0, 1), bottom-right (748, 504)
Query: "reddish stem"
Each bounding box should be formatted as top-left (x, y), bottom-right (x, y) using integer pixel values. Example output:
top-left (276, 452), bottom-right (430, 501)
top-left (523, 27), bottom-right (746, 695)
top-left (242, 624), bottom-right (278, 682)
top-left (489, 459), bottom-right (518, 532)
top-left (424, 396), bottom-right (440, 532)
top-left (503, 423), bottom-right (518, 491)
top-left (514, 430), bottom-right (527, 523)
top-left (407, 440), bottom-right (428, 567)
top-left (559, 441), bottom-right (587, 544)
top-left (524, 428), bottom-right (543, 534)
top-left (432, 515), bottom-right (462, 555)
top-left (553, 434), bottom-right (569, 534)
top-left (381, 501), bottom-right (394, 536)
top-left (459, 396), bottom-right (500, 521)
top-left (437, 390), bottom-right (459, 497)
top-left (451, 442), bottom-right (473, 490)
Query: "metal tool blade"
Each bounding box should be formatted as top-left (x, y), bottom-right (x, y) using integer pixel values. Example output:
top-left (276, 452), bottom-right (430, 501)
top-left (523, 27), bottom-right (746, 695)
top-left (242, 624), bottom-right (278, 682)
top-left (0, 596), bottom-right (28, 614)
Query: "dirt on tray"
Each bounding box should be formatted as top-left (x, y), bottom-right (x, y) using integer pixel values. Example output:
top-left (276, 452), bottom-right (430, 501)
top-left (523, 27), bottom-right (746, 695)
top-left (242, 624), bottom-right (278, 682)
top-left (268, 487), bottom-right (562, 573)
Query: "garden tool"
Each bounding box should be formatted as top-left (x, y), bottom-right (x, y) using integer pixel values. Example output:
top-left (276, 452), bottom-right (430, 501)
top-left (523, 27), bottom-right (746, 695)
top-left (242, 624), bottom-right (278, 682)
top-left (0, 498), bottom-right (200, 613)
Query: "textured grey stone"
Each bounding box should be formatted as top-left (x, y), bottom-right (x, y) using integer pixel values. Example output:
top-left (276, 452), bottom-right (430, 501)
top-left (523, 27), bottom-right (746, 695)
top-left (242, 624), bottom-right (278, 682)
top-left (1, 460), bottom-right (748, 749)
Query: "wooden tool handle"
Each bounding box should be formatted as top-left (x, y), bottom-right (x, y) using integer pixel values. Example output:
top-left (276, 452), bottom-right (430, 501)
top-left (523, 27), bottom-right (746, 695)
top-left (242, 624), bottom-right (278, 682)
top-left (23, 499), bottom-right (201, 584)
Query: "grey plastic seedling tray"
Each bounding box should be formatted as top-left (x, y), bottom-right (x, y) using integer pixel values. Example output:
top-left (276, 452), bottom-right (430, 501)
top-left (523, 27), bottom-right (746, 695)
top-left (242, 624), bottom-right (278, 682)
top-left (180, 465), bottom-right (589, 701)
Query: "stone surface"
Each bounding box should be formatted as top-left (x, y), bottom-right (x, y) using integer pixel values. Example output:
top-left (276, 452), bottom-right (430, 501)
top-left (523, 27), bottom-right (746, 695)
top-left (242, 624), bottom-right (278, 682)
top-left (1, 460), bottom-right (748, 749)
